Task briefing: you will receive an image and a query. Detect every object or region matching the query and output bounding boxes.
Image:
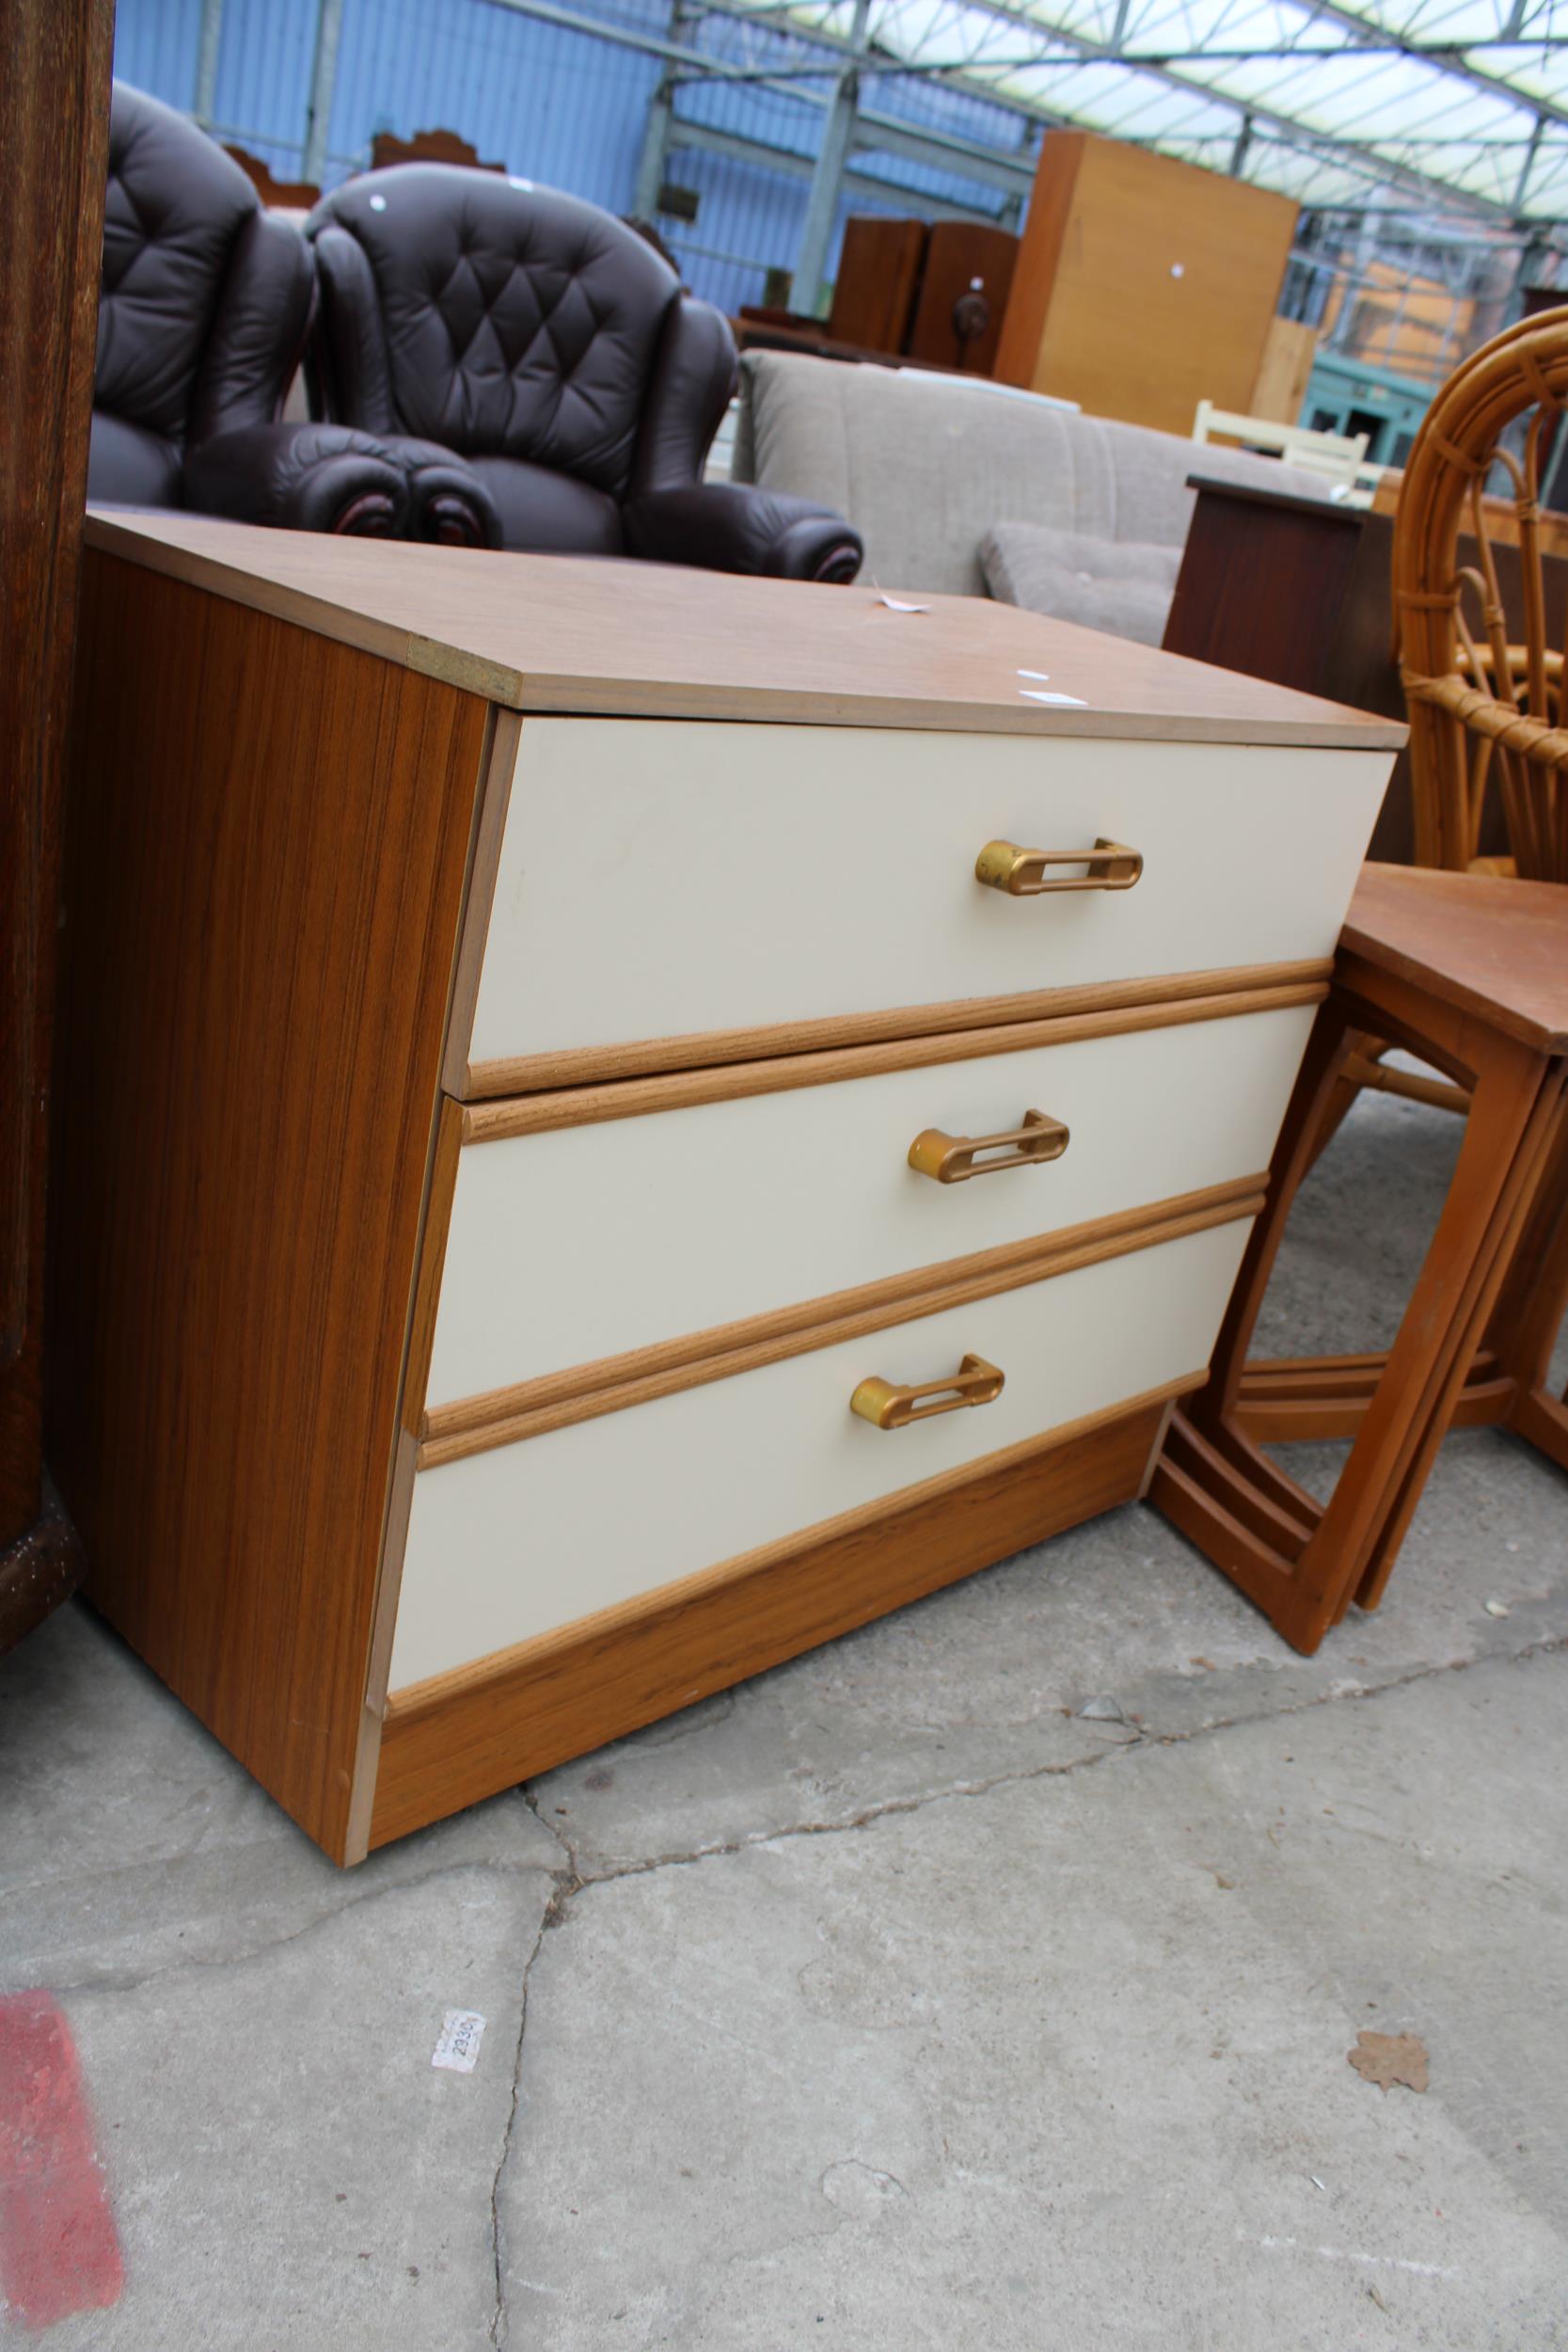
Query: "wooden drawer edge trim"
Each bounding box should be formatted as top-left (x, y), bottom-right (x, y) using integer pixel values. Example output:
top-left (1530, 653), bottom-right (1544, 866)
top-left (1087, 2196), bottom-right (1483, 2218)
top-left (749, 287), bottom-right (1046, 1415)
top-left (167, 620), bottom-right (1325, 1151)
top-left (417, 1179), bottom-right (1262, 1466)
top-left (461, 961), bottom-right (1334, 1104)
top-left (345, 703), bottom-right (513, 1858)
top-left (370, 1383), bottom-right (1192, 1849)
top-left (461, 981), bottom-right (1327, 1143)
top-left (441, 710), bottom-right (521, 1102)
top-left (421, 1169), bottom-right (1259, 1445)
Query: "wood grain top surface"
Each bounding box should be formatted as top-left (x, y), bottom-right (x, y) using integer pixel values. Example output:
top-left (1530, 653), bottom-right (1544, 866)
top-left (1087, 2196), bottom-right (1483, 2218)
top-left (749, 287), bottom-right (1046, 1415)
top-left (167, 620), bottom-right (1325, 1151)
top-left (85, 509), bottom-right (1407, 749)
top-left (1343, 864), bottom-right (1568, 1051)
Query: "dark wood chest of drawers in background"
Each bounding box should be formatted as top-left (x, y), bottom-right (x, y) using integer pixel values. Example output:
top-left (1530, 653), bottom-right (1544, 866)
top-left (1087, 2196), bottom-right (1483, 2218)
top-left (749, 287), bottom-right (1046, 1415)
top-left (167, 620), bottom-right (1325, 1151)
top-left (1162, 473), bottom-right (1568, 865)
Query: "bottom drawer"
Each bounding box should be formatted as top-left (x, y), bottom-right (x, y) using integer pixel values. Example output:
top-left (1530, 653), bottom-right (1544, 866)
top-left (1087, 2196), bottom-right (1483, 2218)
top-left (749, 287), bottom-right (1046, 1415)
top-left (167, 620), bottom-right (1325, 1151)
top-left (387, 1214), bottom-right (1252, 1691)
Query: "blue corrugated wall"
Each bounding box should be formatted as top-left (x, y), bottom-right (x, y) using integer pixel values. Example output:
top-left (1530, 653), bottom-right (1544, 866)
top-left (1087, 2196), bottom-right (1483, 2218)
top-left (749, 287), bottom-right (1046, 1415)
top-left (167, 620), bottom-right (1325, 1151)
top-left (110, 0), bottom-right (1031, 313)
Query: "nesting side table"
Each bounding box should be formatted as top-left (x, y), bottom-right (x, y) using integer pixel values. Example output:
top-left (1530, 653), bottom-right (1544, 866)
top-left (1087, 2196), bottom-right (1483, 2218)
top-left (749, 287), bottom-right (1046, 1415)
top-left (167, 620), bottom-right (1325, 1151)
top-left (1153, 863), bottom-right (1568, 1652)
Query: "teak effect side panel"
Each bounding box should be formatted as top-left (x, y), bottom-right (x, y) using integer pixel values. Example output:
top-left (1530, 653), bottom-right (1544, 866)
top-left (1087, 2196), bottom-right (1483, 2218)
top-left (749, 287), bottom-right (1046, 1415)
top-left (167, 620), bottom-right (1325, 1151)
top-left (49, 555), bottom-right (491, 1860)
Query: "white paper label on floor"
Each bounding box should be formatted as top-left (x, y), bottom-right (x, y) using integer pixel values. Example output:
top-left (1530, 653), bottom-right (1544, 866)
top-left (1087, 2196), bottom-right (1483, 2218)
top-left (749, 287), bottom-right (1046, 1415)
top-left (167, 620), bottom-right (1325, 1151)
top-left (432, 2010), bottom-right (487, 2073)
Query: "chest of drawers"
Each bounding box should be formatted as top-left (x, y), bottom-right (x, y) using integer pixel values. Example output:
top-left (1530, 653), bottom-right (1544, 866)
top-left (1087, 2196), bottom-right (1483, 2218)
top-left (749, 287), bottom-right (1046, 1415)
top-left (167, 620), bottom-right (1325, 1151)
top-left (50, 514), bottom-right (1399, 1861)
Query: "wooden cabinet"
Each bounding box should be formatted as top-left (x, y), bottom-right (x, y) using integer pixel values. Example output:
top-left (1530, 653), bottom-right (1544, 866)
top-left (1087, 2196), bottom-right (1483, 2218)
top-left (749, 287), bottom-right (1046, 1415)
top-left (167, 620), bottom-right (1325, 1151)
top-left (826, 219), bottom-right (1020, 374)
top-left (50, 516), bottom-right (1399, 1860)
top-left (826, 217), bottom-right (927, 354)
top-left (995, 133), bottom-right (1298, 436)
top-left (903, 223), bottom-right (1020, 376)
top-left (1162, 474), bottom-right (1566, 864)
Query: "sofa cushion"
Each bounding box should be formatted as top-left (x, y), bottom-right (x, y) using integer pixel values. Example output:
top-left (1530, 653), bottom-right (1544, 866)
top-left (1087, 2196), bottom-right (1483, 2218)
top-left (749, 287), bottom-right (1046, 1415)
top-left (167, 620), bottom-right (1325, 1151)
top-left (736, 356), bottom-right (1117, 596)
top-left (736, 351), bottom-right (1333, 599)
top-left (467, 453), bottom-right (625, 554)
top-left (980, 522), bottom-right (1182, 645)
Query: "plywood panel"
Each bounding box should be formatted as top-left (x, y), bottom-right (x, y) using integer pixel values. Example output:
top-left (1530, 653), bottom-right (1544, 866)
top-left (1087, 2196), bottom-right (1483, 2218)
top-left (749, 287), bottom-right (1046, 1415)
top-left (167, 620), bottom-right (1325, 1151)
top-left (1252, 316), bottom-right (1318, 425)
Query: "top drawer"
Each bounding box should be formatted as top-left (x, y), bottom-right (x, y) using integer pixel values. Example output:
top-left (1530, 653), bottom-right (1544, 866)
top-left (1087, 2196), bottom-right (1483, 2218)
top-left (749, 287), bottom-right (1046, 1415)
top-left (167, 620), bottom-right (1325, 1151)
top-left (458, 719), bottom-right (1387, 1090)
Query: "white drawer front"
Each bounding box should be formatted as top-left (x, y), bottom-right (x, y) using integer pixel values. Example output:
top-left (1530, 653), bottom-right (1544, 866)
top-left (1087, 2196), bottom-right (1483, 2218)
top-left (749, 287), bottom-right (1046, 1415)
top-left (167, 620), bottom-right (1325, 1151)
top-left (465, 719), bottom-right (1385, 1070)
top-left (427, 1002), bottom-right (1311, 1408)
top-left (390, 1216), bottom-right (1251, 1688)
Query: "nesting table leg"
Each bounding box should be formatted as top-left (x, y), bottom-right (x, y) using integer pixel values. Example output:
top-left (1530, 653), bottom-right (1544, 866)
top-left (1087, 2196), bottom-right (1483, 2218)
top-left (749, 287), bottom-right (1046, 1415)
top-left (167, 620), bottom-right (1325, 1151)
top-left (1484, 1089), bottom-right (1568, 1475)
top-left (1349, 1061), bottom-right (1567, 1614)
top-left (1150, 973), bottom-right (1564, 1654)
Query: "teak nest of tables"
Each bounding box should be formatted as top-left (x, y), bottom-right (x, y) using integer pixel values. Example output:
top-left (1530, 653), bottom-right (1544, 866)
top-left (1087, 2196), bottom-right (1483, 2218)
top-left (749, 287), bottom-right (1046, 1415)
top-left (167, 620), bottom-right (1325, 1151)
top-left (1156, 862), bottom-right (1568, 1654)
top-left (49, 516), bottom-right (1399, 1861)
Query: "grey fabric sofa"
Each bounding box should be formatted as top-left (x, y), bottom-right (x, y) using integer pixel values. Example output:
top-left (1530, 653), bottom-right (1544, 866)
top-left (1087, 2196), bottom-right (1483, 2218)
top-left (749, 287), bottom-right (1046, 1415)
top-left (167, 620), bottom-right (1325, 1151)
top-left (732, 351), bottom-right (1327, 642)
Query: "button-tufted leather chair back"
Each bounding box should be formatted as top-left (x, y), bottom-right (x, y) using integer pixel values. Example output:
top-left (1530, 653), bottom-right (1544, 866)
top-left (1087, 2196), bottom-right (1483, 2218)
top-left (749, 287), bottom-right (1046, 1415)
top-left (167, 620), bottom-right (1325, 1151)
top-left (309, 167), bottom-right (675, 488)
top-left (306, 166), bottom-right (740, 557)
top-left (91, 84), bottom-right (313, 507)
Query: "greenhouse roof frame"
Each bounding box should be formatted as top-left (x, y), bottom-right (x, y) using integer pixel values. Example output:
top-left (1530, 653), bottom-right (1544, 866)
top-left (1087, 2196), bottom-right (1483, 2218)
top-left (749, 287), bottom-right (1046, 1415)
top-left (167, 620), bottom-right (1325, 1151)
top-left (706, 0), bottom-right (1568, 222)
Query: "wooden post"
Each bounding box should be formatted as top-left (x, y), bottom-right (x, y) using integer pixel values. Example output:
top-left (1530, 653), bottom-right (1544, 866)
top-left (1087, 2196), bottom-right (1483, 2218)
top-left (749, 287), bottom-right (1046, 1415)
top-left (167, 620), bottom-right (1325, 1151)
top-left (0, 0), bottom-right (116, 1650)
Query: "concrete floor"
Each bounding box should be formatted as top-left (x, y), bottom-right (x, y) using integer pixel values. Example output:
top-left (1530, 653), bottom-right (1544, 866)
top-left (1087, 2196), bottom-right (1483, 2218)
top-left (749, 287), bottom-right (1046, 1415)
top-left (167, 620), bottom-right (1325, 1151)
top-left (3, 1085), bottom-right (1565, 2350)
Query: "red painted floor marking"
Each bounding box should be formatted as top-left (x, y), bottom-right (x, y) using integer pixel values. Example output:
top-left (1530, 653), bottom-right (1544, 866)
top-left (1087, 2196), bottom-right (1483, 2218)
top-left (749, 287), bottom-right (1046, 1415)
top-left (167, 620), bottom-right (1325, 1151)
top-left (0, 1992), bottom-right (125, 2330)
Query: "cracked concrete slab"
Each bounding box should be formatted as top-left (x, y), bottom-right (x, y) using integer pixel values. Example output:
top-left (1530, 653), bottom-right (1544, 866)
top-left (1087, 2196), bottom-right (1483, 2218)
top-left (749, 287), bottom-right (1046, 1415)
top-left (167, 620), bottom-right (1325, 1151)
top-left (4, 1859), bottom-right (556, 2352)
top-left (1, 1079), bottom-right (1563, 2348)
top-left (504, 1653), bottom-right (1568, 2351)
top-left (0, 1602), bottom-right (562, 1988)
top-left (0, 1614), bottom-right (562, 2347)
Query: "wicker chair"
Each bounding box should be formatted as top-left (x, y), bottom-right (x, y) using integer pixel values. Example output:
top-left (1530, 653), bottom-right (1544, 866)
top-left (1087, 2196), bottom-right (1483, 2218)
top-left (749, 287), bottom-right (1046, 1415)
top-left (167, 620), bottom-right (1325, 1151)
top-left (1393, 306), bottom-right (1568, 879)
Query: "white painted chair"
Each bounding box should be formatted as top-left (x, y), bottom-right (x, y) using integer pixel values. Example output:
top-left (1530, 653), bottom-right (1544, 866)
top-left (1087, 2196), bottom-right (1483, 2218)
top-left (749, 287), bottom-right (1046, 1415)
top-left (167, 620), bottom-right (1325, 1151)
top-left (1193, 400), bottom-right (1370, 497)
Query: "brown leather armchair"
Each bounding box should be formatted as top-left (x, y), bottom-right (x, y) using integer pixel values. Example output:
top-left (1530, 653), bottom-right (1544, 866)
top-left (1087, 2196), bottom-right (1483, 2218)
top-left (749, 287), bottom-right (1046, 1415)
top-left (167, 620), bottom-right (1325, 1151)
top-left (304, 166), bottom-right (863, 580)
top-left (90, 86), bottom-right (452, 536)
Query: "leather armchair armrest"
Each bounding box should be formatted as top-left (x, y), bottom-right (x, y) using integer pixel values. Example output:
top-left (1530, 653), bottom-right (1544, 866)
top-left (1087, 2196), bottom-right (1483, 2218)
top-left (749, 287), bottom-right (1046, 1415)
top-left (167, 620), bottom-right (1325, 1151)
top-left (183, 421), bottom-right (411, 536)
top-left (623, 483), bottom-right (863, 583)
top-left (631, 296), bottom-right (738, 497)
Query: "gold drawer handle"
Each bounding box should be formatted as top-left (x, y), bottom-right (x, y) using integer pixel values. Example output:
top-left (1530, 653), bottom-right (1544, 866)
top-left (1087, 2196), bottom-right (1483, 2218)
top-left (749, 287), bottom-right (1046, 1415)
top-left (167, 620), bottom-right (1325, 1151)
top-left (850, 1353), bottom-right (1006, 1431)
top-left (975, 837), bottom-right (1143, 894)
top-left (908, 1108), bottom-right (1069, 1184)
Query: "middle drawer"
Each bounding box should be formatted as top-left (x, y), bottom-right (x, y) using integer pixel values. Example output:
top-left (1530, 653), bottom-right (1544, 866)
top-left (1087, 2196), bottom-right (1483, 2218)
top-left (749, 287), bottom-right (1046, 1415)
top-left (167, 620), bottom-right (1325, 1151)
top-left (423, 998), bottom-right (1314, 1415)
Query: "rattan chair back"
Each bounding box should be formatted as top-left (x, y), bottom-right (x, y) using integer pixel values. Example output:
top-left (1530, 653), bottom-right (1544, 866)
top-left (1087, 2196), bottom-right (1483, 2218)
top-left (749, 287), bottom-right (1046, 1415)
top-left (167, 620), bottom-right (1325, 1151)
top-left (1393, 306), bottom-right (1568, 880)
